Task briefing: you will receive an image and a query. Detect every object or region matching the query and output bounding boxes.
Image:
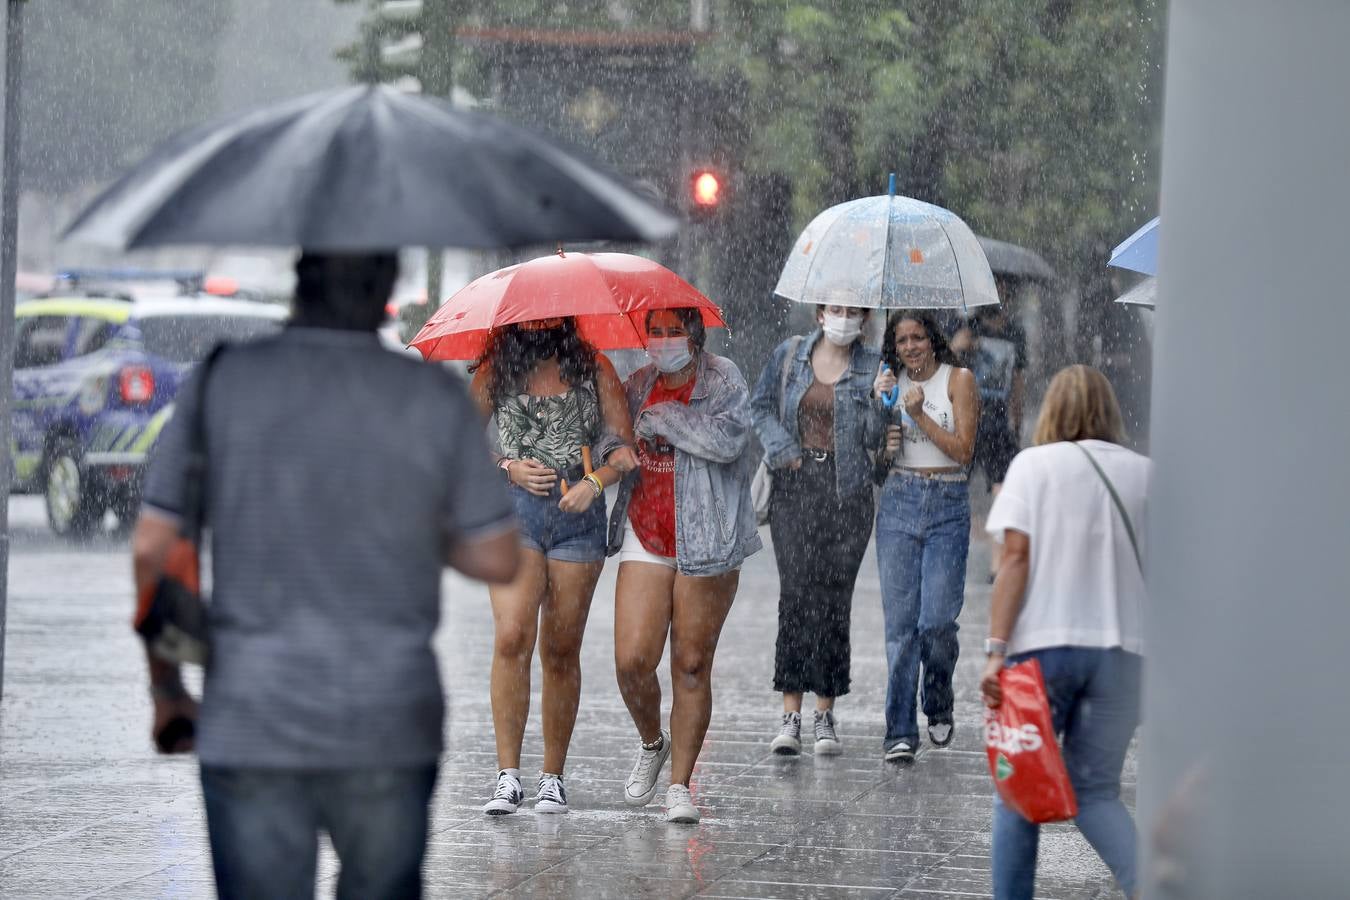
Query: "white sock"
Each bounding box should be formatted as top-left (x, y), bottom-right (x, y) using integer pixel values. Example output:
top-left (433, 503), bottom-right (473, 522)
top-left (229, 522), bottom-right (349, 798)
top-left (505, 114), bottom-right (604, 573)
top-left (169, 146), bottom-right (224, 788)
top-left (500, 767), bottom-right (520, 780)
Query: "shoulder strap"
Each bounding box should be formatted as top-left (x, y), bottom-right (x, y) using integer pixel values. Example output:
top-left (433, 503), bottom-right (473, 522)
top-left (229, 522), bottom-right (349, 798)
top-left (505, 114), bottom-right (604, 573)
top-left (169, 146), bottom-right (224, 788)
top-left (777, 335), bottom-right (803, 421)
top-left (1073, 442), bottom-right (1143, 575)
top-left (182, 344), bottom-right (228, 542)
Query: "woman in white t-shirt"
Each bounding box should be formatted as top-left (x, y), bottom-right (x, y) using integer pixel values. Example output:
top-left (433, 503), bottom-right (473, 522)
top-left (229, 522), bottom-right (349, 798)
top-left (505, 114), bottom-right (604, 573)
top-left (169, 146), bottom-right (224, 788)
top-left (979, 365), bottom-right (1150, 900)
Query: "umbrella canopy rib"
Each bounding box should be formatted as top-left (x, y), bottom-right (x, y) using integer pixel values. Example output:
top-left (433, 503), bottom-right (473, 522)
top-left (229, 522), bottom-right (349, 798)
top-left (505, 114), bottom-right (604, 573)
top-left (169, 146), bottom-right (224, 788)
top-left (62, 86), bottom-right (678, 251)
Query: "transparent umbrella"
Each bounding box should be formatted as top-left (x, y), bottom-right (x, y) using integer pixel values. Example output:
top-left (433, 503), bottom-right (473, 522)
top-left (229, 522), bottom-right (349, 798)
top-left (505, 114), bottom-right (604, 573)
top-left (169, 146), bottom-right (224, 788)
top-left (773, 175), bottom-right (998, 310)
top-left (1114, 276), bottom-right (1157, 309)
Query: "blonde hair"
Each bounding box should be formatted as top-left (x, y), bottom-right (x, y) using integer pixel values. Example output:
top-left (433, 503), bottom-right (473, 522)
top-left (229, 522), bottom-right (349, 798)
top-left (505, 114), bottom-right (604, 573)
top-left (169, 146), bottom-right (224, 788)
top-left (1033, 365), bottom-right (1126, 446)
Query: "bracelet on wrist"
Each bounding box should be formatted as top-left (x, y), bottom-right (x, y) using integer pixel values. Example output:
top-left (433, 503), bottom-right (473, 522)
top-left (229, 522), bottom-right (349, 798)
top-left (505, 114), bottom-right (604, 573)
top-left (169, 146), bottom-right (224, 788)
top-left (583, 473), bottom-right (604, 497)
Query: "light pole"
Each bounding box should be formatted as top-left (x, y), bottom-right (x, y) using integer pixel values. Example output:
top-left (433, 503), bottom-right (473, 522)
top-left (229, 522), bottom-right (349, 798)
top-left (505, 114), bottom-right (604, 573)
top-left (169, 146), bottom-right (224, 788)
top-left (418, 0), bottom-right (454, 325)
top-left (0, 0), bottom-right (27, 704)
top-left (1142, 1), bottom-right (1350, 895)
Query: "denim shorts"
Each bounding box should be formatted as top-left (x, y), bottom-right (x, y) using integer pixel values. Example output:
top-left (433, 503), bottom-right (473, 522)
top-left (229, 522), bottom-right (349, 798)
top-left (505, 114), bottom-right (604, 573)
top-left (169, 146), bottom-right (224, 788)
top-left (509, 471), bottom-right (607, 563)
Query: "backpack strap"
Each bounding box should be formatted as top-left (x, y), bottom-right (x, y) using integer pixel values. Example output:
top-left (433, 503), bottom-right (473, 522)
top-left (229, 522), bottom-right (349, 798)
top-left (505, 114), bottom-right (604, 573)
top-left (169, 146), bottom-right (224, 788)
top-left (181, 344), bottom-right (229, 542)
top-left (1073, 442), bottom-right (1143, 575)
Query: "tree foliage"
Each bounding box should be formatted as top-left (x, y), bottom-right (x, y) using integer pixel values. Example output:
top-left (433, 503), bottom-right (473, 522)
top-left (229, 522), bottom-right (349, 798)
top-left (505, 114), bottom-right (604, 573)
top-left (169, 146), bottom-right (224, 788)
top-left (334, 0), bottom-right (1164, 290)
top-left (713, 0), bottom-right (1164, 282)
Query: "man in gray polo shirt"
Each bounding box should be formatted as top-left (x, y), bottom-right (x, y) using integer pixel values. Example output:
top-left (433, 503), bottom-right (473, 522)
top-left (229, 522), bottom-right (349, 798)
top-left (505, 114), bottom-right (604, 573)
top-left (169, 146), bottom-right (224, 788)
top-left (132, 253), bottom-right (519, 900)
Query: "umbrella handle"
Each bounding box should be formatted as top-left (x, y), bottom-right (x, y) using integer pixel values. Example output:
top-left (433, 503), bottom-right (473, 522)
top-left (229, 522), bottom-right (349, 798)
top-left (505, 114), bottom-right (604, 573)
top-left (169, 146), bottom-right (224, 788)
top-left (879, 367), bottom-right (915, 425)
top-left (581, 446), bottom-right (593, 475)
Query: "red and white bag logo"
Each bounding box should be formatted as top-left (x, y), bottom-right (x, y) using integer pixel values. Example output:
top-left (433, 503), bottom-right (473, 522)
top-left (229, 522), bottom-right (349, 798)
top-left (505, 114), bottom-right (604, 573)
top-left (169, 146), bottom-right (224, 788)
top-left (984, 658), bottom-right (1078, 823)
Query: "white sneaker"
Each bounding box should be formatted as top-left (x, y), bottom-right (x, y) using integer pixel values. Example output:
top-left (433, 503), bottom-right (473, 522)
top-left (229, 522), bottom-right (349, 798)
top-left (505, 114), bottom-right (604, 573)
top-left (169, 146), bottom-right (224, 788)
top-left (664, 783), bottom-right (700, 824)
top-left (770, 711), bottom-right (802, 755)
top-left (624, 730), bottom-right (671, 807)
top-left (533, 773), bottom-right (569, 814)
top-left (813, 709), bottom-right (842, 755)
top-left (483, 770), bottom-right (524, 816)
top-left (884, 740), bottom-right (915, 762)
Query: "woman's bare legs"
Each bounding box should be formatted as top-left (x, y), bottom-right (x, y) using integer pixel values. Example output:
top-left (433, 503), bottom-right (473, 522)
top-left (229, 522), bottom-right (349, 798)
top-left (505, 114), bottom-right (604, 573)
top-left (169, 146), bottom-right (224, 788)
top-left (614, 561), bottom-right (675, 743)
top-left (538, 558), bottom-right (603, 775)
top-left (488, 550), bottom-right (549, 770)
top-left (669, 569), bottom-right (739, 786)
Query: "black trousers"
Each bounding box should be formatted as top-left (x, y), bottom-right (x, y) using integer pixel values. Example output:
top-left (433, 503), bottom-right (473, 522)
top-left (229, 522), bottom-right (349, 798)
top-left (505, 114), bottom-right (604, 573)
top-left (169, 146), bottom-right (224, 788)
top-left (768, 454), bottom-right (875, 698)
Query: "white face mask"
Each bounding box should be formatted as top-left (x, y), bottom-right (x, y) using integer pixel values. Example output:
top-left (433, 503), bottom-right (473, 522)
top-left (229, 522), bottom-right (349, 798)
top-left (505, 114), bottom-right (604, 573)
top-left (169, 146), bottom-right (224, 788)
top-left (647, 336), bottom-right (694, 373)
top-left (822, 312), bottom-right (863, 346)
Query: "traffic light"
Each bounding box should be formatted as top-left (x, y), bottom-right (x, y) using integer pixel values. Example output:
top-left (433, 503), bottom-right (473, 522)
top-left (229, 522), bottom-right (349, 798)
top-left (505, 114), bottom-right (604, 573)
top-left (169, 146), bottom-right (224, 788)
top-left (687, 166), bottom-right (726, 221)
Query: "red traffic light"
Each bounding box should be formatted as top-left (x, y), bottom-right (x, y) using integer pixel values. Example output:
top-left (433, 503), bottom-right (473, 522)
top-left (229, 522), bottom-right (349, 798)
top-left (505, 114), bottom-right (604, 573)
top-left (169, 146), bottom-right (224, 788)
top-left (691, 170), bottom-right (722, 208)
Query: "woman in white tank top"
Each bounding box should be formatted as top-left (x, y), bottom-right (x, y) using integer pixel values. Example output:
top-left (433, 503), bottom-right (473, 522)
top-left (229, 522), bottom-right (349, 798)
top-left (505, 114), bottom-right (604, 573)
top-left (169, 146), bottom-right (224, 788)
top-left (871, 312), bottom-right (979, 760)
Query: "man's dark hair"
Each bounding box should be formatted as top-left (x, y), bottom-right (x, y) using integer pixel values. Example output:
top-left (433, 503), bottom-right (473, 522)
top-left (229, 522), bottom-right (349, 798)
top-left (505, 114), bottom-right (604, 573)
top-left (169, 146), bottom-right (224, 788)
top-left (293, 252), bottom-right (399, 332)
top-left (644, 307), bottom-right (707, 351)
top-left (881, 310), bottom-right (960, 373)
top-left (469, 317), bottom-right (600, 412)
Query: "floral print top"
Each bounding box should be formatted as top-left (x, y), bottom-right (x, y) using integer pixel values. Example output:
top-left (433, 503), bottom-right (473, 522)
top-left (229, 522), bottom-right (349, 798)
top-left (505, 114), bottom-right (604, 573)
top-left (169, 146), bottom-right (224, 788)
top-left (496, 381), bottom-right (600, 471)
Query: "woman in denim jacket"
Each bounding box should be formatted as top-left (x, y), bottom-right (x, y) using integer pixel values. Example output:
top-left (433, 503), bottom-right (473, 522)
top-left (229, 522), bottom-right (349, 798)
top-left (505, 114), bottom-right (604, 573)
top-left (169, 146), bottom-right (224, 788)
top-left (605, 307), bottom-right (761, 824)
top-left (750, 305), bottom-right (886, 757)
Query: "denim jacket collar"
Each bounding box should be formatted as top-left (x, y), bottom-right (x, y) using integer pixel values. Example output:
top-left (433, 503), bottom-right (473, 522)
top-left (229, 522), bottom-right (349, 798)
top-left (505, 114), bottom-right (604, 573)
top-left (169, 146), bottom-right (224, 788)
top-left (799, 328), bottom-right (878, 378)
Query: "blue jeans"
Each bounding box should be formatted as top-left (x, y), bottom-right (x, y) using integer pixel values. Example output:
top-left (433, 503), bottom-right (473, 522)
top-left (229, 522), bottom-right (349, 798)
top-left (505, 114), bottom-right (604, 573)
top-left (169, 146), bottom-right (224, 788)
top-left (875, 473), bottom-right (970, 746)
top-left (200, 764), bottom-right (438, 900)
top-left (991, 647), bottom-right (1143, 899)
top-left (509, 469), bottom-right (607, 562)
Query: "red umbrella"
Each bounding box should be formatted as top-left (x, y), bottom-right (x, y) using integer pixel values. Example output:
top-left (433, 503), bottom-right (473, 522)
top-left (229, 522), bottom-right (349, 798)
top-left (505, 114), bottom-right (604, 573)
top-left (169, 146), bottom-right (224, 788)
top-left (409, 251), bottom-right (726, 361)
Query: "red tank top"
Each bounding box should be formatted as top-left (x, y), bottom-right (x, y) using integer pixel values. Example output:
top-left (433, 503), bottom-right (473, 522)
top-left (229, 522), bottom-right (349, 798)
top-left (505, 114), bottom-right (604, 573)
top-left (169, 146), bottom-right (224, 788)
top-left (628, 375), bottom-right (697, 557)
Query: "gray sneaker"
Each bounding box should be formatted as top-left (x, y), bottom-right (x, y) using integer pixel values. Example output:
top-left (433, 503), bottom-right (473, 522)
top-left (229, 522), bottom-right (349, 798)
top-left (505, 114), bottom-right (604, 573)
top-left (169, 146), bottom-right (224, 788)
top-left (483, 770), bottom-right (524, 815)
top-left (770, 711), bottom-right (802, 755)
top-left (813, 709), bottom-right (842, 755)
top-left (533, 773), bottom-right (569, 814)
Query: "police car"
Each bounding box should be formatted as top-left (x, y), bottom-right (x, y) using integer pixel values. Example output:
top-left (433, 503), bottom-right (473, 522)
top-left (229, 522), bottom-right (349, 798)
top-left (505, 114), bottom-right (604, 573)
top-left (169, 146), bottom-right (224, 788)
top-left (9, 293), bottom-right (287, 536)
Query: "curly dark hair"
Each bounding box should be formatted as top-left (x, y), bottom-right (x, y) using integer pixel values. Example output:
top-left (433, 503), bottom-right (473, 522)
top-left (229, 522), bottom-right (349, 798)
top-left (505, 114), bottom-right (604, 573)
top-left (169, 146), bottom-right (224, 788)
top-left (469, 317), bottom-right (600, 411)
top-left (880, 310), bottom-right (960, 375)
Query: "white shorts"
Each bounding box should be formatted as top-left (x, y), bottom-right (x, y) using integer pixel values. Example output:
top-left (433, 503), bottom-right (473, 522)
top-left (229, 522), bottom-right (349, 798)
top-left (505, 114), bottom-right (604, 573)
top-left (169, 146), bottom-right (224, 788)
top-left (619, 526), bottom-right (677, 569)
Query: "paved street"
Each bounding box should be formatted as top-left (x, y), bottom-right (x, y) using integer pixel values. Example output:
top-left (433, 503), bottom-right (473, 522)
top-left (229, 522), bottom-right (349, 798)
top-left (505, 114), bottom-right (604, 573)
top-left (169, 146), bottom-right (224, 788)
top-left (1, 493), bottom-right (1130, 898)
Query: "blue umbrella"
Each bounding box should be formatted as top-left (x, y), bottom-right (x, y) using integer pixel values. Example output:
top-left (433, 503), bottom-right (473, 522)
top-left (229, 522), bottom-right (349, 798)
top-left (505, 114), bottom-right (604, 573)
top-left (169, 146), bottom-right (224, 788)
top-left (1109, 216), bottom-right (1159, 276)
top-left (774, 174), bottom-right (998, 311)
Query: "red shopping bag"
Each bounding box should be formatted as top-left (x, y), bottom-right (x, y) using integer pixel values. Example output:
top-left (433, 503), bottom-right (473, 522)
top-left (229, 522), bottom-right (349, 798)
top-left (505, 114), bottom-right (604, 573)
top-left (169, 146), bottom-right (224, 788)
top-left (984, 658), bottom-right (1078, 823)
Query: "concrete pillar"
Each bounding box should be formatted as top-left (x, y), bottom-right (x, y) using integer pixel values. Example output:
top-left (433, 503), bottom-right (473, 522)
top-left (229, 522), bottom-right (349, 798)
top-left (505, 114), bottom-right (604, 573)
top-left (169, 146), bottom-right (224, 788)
top-left (1141, 2), bottom-right (1350, 896)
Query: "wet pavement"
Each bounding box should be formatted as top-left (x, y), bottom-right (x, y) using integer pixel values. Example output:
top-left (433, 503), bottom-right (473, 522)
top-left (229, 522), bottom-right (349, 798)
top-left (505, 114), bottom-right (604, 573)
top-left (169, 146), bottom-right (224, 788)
top-left (1, 492), bottom-right (1131, 898)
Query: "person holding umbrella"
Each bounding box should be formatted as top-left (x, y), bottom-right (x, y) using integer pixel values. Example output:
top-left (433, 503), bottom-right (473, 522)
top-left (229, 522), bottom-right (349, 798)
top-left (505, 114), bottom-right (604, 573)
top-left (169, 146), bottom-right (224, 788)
top-left (469, 316), bottom-right (636, 816)
top-left (608, 307), bottom-right (761, 824)
top-left (770, 181), bottom-right (996, 764)
top-left (411, 251), bottom-right (727, 817)
top-left (873, 311), bottom-right (980, 761)
top-left (750, 304), bottom-right (886, 756)
top-left (133, 253), bottom-right (523, 899)
top-left (66, 82), bottom-right (677, 898)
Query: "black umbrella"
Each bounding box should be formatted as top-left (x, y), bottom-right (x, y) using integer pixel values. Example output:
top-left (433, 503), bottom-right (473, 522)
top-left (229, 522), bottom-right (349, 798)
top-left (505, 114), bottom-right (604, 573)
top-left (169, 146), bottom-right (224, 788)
top-left (976, 236), bottom-right (1058, 283)
top-left (62, 85), bottom-right (678, 251)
